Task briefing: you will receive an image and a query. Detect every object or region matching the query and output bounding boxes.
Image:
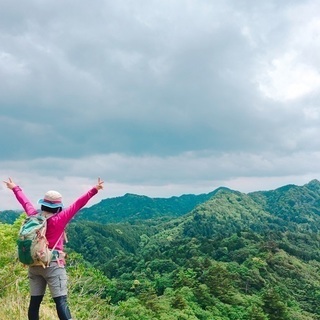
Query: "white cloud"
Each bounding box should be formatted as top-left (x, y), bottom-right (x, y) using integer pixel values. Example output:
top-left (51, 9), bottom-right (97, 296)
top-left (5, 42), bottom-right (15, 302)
top-left (254, 1), bottom-right (320, 102)
top-left (257, 52), bottom-right (320, 101)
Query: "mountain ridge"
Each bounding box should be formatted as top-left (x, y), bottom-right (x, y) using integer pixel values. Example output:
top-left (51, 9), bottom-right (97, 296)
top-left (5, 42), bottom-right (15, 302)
top-left (74, 186), bottom-right (231, 224)
top-left (2, 179), bottom-right (320, 318)
top-left (2, 180), bottom-right (320, 225)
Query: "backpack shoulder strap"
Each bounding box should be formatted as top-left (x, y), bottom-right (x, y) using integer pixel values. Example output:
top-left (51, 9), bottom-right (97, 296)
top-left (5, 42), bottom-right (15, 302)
top-left (51, 231), bottom-right (65, 251)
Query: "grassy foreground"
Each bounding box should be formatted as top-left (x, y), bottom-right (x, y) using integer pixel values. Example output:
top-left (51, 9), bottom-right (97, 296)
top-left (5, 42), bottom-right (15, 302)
top-left (0, 262), bottom-right (117, 320)
top-left (0, 218), bottom-right (116, 320)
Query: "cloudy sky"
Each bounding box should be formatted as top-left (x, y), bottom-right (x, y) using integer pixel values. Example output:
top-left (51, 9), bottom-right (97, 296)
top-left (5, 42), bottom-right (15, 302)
top-left (1, 0), bottom-right (320, 210)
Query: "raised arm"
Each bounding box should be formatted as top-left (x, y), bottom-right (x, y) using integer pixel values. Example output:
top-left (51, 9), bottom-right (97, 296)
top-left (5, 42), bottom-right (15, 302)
top-left (52, 178), bottom-right (104, 227)
top-left (3, 178), bottom-right (37, 215)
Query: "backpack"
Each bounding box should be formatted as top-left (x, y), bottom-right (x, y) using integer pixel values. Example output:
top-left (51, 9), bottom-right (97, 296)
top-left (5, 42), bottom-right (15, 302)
top-left (17, 214), bottom-right (64, 268)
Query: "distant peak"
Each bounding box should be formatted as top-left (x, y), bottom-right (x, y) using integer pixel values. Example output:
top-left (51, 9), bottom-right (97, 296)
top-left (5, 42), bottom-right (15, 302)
top-left (306, 179), bottom-right (320, 185)
top-left (212, 186), bottom-right (234, 194)
top-left (123, 193), bottom-right (148, 199)
top-left (305, 179), bottom-right (320, 190)
top-left (216, 186), bottom-right (233, 192)
top-left (124, 193), bottom-right (138, 197)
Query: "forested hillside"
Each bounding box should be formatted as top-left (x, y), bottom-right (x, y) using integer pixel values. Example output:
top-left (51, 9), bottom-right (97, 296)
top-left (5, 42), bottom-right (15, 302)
top-left (1, 180), bottom-right (320, 319)
top-left (66, 180), bottom-right (320, 319)
top-left (74, 190), bottom-right (222, 223)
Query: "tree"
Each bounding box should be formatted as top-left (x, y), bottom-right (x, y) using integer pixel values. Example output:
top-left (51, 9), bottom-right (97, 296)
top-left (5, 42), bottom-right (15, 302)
top-left (262, 288), bottom-right (289, 320)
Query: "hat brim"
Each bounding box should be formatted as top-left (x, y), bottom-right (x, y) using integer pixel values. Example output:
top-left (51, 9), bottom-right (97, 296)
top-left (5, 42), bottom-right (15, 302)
top-left (38, 199), bottom-right (64, 208)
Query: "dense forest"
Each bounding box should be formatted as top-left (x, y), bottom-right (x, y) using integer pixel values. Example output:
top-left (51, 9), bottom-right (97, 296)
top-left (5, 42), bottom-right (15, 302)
top-left (1, 180), bottom-right (320, 319)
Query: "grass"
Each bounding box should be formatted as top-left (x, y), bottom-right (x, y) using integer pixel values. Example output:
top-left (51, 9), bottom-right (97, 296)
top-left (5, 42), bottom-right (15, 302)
top-left (0, 261), bottom-right (116, 319)
top-left (0, 290), bottom-right (117, 320)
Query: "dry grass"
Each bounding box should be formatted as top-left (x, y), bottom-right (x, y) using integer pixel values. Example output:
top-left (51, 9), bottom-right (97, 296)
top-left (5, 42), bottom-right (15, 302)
top-left (0, 268), bottom-right (112, 319)
top-left (0, 292), bottom-right (117, 320)
top-left (0, 293), bottom-right (57, 320)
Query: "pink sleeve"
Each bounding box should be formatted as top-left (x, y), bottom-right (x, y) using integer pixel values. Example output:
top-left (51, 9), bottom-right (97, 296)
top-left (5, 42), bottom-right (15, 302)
top-left (52, 187), bottom-right (98, 229)
top-left (12, 186), bottom-right (38, 216)
top-left (43, 187), bottom-right (99, 252)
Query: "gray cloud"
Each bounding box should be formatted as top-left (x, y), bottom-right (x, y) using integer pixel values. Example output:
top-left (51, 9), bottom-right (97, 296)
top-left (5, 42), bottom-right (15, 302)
top-left (1, 0), bottom-right (320, 209)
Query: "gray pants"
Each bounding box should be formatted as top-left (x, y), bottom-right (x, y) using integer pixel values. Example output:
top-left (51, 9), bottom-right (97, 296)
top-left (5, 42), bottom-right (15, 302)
top-left (28, 262), bottom-right (68, 298)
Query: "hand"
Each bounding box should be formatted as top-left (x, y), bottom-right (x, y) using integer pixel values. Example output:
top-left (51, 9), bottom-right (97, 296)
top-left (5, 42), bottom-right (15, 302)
top-left (95, 177), bottom-right (104, 191)
top-left (3, 177), bottom-right (17, 190)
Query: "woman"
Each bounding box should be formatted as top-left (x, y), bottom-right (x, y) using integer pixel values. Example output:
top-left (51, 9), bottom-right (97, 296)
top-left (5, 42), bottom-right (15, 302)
top-left (3, 177), bottom-right (104, 320)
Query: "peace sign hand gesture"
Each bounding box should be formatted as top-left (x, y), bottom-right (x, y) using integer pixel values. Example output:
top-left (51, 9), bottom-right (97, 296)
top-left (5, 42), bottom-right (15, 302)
top-left (3, 177), bottom-right (17, 190)
top-left (95, 177), bottom-right (104, 191)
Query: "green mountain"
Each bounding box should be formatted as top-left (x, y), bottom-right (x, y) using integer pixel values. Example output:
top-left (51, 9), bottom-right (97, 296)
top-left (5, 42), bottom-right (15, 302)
top-left (2, 180), bottom-right (320, 319)
top-left (0, 188), bottom-right (222, 225)
top-left (66, 180), bottom-right (320, 319)
top-left (75, 189), bottom-right (225, 224)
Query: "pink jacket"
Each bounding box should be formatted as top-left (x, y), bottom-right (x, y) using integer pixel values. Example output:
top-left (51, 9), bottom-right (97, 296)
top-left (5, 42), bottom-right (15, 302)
top-left (13, 186), bottom-right (98, 251)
